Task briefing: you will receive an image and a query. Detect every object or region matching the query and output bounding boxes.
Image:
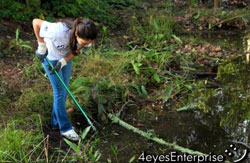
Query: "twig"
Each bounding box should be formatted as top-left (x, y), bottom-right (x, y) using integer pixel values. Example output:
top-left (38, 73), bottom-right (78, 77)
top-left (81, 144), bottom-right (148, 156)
top-left (28, 135), bottom-right (49, 162)
top-left (35, 148), bottom-right (45, 162)
top-left (61, 148), bottom-right (71, 163)
top-left (38, 114), bottom-right (49, 163)
top-left (116, 101), bottom-right (130, 117)
top-left (20, 136), bottom-right (49, 162)
top-left (176, 104), bottom-right (197, 112)
top-left (211, 13), bottom-right (250, 29)
top-left (171, 70), bottom-right (216, 76)
top-left (56, 141), bottom-right (62, 163)
top-left (45, 134), bottom-right (49, 163)
top-left (83, 131), bottom-right (98, 154)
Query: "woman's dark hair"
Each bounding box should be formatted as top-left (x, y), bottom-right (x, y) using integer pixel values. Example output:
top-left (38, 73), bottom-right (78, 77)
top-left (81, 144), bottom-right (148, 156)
top-left (69, 17), bottom-right (97, 55)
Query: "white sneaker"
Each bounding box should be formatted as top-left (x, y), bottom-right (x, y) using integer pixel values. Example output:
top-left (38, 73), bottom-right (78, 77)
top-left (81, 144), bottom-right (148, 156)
top-left (61, 129), bottom-right (80, 141)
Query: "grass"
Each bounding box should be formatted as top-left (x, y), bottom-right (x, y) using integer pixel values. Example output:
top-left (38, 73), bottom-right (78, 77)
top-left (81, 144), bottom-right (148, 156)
top-left (128, 11), bottom-right (175, 50)
top-left (0, 115), bottom-right (43, 162)
top-left (75, 54), bottom-right (127, 84)
top-left (16, 87), bottom-right (53, 121)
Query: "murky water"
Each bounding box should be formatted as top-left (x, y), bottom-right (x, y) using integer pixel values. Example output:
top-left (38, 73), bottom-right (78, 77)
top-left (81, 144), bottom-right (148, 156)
top-left (183, 56), bottom-right (250, 162)
top-left (98, 107), bottom-right (248, 162)
top-left (95, 32), bottom-right (250, 163)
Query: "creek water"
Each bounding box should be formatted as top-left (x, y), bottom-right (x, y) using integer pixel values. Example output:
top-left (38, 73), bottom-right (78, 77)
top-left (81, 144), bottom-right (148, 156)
top-left (96, 32), bottom-right (250, 162)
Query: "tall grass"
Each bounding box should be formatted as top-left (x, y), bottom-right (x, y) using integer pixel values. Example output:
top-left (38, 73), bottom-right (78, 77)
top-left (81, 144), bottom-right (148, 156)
top-left (0, 116), bottom-right (43, 162)
top-left (128, 12), bottom-right (175, 49)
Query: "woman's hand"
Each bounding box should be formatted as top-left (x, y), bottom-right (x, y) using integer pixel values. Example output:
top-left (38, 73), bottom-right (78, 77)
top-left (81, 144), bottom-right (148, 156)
top-left (48, 58), bottom-right (67, 74)
top-left (35, 42), bottom-right (47, 62)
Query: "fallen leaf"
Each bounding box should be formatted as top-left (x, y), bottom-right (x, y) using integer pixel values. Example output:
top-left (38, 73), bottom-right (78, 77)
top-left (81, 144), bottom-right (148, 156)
top-left (215, 46), bottom-right (221, 52)
top-left (200, 47), bottom-right (207, 54)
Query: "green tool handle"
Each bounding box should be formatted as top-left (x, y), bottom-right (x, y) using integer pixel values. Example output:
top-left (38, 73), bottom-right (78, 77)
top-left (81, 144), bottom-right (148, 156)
top-left (45, 57), bottom-right (96, 131)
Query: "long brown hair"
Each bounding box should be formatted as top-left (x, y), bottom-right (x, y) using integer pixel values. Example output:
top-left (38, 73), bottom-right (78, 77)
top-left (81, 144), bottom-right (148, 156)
top-left (69, 18), bottom-right (97, 55)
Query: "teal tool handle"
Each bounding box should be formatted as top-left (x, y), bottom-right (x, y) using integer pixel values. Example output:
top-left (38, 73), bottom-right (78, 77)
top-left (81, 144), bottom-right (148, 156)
top-left (45, 57), bottom-right (96, 131)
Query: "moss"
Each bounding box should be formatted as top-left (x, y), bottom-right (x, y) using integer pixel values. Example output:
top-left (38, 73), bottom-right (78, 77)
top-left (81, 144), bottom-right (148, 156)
top-left (217, 62), bottom-right (240, 81)
top-left (186, 82), bottom-right (218, 113)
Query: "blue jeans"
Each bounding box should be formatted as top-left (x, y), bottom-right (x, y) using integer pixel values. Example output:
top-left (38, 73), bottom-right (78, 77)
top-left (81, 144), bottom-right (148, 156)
top-left (42, 59), bottom-right (73, 133)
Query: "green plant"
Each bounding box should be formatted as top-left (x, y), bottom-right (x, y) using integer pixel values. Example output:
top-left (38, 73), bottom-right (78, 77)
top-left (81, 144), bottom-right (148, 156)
top-left (129, 155), bottom-right (136, 163)
top-left (23, 57), bottom-right (45, 80)
top-left (9, 29), bottom-right (33, 52)
top-left (69, 54), bottom-right (130, 118)
top-left (64, 126), bottom-right (101, 162)
top-left (160, 1), bottom-right (174, 14)
top-left (70, 76), bottom-right (124, 119)
top-left (100, 25), bottom-right (109, 46)
top-left (189, 0), bottom-right (199, 8)
top-left (128, 11), bottom-right (175, 50)
top-left (110, 145), bottom-right (119, 163)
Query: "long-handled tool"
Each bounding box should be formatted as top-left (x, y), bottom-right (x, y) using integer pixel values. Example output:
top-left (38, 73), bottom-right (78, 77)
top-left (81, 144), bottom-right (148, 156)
top-left (45, 57), bottom-right (97, 131)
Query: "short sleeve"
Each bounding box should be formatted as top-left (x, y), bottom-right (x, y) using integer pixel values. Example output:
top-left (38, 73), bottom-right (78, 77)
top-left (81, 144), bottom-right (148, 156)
top-left (39, 21), bottom-right (57, 40)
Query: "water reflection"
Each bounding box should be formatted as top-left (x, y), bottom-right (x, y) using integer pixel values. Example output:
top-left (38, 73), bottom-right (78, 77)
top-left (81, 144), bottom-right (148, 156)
top-left (244, 30), bottom-right (250, 62)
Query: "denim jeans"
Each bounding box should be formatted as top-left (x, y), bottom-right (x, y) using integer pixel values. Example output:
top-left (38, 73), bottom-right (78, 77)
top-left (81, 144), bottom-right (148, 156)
top-left (42, 59), bottom-right (73, 133)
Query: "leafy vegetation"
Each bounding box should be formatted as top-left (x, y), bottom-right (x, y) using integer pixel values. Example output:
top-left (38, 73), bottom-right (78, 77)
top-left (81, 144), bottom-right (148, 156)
top-left (63, 126), bottom-right (101, 162)
top-left (128, 12), bottom-right (175, 49)
top-left (9, 29), bottom-right (33, 52)
top-left (0, 0), bottom-right (138, 27)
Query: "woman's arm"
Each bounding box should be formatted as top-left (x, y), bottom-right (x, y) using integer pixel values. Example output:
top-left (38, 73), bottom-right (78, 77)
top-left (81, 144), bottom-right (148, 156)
top-left (33, 18), bottom-right (47, 59)
top-left (64, 52), bottom-right (75, 62)
top-left (64, 48), bottom-right (84, 62)
top-left (32, 19), bottom-right (45, 43)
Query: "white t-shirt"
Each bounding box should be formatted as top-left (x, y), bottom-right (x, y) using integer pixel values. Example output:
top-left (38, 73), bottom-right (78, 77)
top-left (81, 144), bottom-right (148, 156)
top-left (40, 21), bottom-right (71, 60)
